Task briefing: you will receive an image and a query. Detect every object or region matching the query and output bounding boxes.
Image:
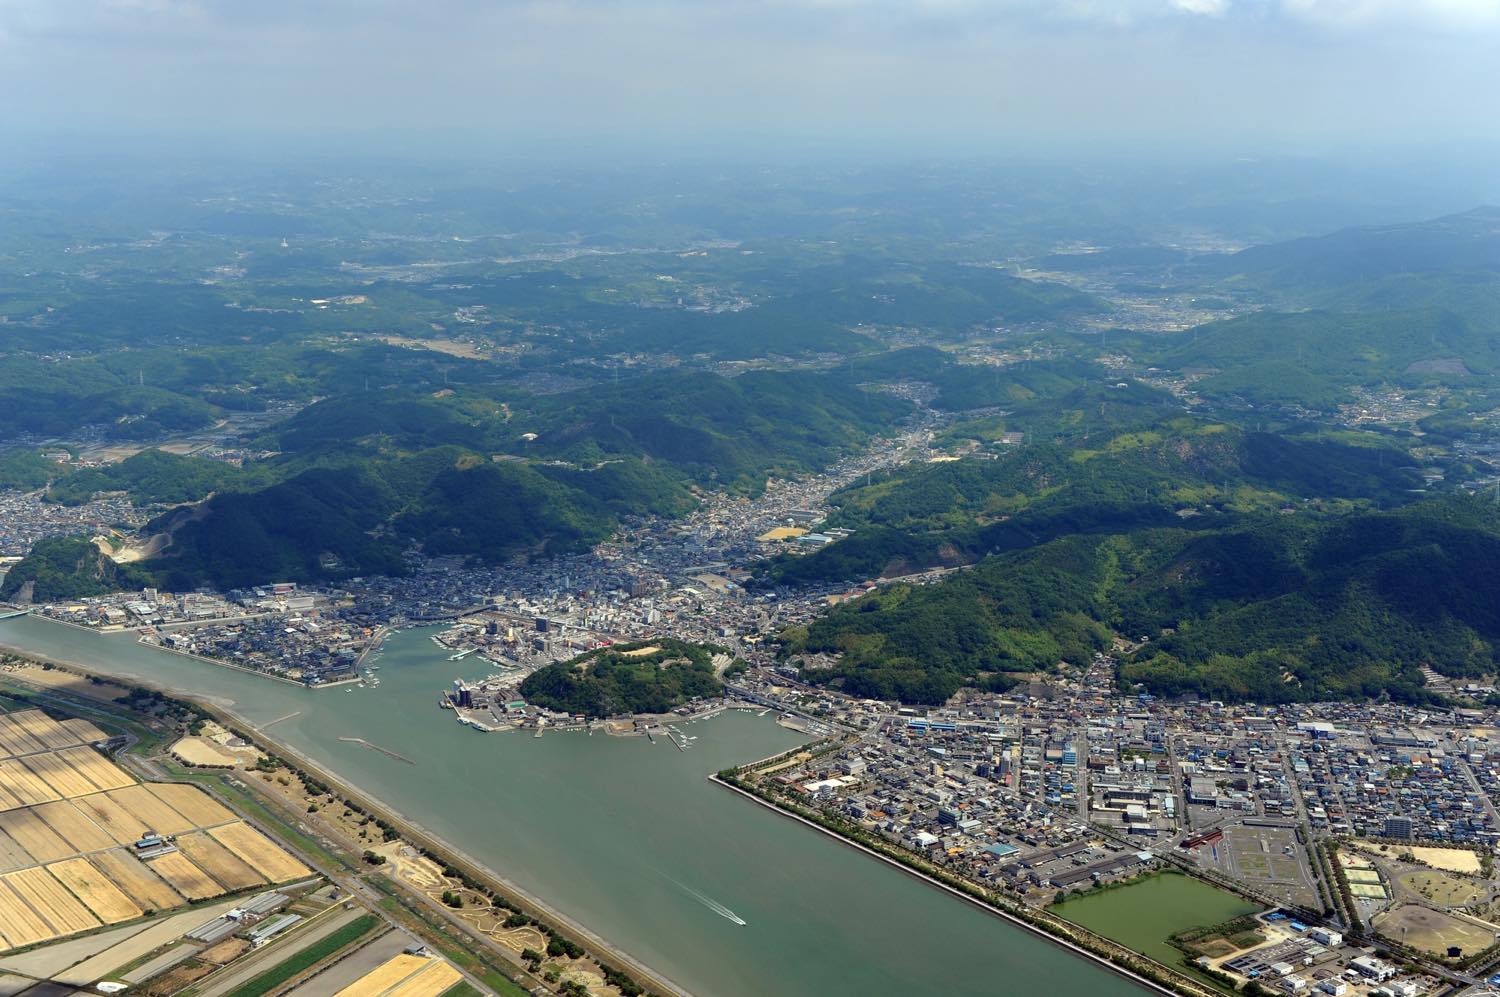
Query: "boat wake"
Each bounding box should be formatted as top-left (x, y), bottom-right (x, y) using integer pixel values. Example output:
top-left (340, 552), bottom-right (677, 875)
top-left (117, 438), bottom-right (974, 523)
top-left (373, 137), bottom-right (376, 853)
top-left (661, 874), bottom-right (747, 925)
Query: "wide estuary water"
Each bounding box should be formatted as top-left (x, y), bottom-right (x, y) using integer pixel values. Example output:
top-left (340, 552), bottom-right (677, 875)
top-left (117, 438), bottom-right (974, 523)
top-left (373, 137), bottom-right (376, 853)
top-left (0, 616), bottom-right (1140, 997)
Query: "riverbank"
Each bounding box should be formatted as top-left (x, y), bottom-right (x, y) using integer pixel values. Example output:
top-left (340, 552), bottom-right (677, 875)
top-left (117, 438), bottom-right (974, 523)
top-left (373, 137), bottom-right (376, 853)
top-left (710, 773), bottom-right (1218, 997)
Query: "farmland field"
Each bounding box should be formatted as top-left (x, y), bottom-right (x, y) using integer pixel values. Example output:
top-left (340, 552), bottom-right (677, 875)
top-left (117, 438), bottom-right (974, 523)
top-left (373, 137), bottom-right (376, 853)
top-left (73, 791), bottom-right (152, 844)
top-left (46, 857), bottom-right (142, 923)
top-left (148, 850), bottom-right (223, 900)
top-left (0, 807), bottom-right (74, 862)
top-left (0, 878), bottom-right (56, 947)
top-left (147, 783), bottom-right (234, 827)
top-left (209, 822), bottom-right (311, 883)
top-left (175, 831), bottom-right (267, 891)
top-left (105, 785), bottom-right (197, 836)
top-left (4, 866), bottom-right (100, 933)
top-left (57, 746), bottom-right (135, 791)
top-left (91, 848), bottom-right (186, 912)
top-left (33, 800), bottom-right (116, 852)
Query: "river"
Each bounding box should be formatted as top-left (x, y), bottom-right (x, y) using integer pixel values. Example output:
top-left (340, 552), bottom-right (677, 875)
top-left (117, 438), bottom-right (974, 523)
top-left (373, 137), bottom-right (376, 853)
top-left (0, 615), bottom-right (1140, 997)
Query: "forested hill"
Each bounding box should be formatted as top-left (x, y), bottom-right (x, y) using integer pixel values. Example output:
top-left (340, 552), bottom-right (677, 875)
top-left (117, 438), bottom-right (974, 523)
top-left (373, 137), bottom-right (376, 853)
top-left (783, 495), bottom-right (1500, 706)
top-left (762, 418), bottom-right (1422, 587)
top-left (519, 640), bottom-right (725, 717)
top-left (41, 368), bottom-right (913, 592)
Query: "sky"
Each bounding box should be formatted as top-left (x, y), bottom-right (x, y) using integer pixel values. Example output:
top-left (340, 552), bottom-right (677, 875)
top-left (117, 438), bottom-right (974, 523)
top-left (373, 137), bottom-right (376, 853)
top-left (0, 0), bottom-right (1497, 156)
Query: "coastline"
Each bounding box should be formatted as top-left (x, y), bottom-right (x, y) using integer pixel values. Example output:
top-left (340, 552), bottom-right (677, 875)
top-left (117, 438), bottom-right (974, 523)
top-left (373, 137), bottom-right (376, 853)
top-left (709, 774), bottom-right (1214, 997)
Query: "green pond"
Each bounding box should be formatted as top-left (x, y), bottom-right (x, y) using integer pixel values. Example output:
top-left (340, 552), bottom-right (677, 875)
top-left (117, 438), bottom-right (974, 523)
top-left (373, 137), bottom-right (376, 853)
top-left (1050, 872), bottom-right (1260, 972)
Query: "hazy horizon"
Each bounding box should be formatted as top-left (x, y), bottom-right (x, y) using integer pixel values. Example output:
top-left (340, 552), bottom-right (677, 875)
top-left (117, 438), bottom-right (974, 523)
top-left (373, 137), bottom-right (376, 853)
top-left (1, 0), bottom-right (1497, 160)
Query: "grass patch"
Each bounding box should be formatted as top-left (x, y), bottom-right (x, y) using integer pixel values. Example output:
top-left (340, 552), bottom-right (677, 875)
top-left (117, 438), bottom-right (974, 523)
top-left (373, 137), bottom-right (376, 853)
top-left (438, 984), bottom-right (485, 997)
top-left (222, 914), bottom-right (379, 997)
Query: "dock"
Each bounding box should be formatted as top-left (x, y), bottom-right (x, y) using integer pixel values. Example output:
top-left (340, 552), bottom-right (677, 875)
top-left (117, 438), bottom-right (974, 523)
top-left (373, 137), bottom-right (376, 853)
top-left (259, 711), bottom-right (300, 730)
top-left (336, 736), bottom-right (417, 765)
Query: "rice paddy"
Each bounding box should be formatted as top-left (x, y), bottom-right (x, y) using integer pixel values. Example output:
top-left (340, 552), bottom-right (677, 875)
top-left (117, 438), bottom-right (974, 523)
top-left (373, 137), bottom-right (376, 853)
top-left (174, 831), bottom-right (267, 891)
top-left (147, 850), bottom-right (223, 901)
top-left (209, 822), bottom-right (312, 883)
top-left (0, 705), bottom-right (316, 954)
top-left (46, 857), bottom-right (142, 923)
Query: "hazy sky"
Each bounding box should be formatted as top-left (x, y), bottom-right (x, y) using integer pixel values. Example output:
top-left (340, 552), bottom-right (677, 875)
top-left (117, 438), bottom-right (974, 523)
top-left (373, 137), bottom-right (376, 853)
top-left (1, 0), bottom-right (1497, 155)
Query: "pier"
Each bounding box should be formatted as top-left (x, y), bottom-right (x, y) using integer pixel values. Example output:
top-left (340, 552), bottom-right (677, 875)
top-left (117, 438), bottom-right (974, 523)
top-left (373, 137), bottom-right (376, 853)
top-left (336, 736), bottom-right (417, 765)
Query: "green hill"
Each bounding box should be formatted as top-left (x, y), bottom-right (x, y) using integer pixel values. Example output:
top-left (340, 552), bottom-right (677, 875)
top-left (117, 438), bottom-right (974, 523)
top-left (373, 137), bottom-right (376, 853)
top-left (762, 419), bottom-right (1420, 586)
top-left (786, 496), bottom-right (1500, 706)
top-left (0, 536), bottom-right (149, 603)
top-left (519, 640), bottom-right (725, 717)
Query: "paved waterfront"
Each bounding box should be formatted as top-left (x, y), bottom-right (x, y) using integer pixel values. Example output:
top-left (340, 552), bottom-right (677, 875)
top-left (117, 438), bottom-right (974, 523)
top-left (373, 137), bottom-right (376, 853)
top-left (0, 616), bottom-right (1140, 997)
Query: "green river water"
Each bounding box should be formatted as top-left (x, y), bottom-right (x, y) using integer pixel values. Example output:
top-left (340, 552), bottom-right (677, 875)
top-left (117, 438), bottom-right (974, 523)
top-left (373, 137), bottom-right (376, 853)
top-left (0, 616), bottom-right (1142, 997)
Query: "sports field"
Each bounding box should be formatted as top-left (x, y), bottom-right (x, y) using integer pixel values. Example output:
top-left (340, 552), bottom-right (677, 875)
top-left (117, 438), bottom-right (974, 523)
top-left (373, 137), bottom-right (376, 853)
top-left (1376, 903), bottom-right (1498, 957)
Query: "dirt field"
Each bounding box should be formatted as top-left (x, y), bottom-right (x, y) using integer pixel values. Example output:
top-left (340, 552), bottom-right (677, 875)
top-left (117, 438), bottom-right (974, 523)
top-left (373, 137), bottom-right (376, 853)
top-left (0, 878), bottom-right (56, 948)
top-left (1400, 869), bottom-right (1486, 907)
top-left (1409, 846), bottom-right (1484, 875)
top-left (46, 857), bottom-right (142, 923)
top-left (90, 849), bottom-right (185, 912)
top-left (1376, 903), bottom-right (1497, 957)
top-left (170, 737), bottom-right (249, 768)
top-left (208, 822), bottom-right (311, 882)
top-left (147, 783), bottom-right (234, 827)
top-left (146, 851), bottom-right (222, 900)
top-left (377, 335), bottom-right (486, 359)
top-left (105, 785), bottom-right (198, 836)
top-left (174, 832), bottom-right (266, 891)
top-left (33, 800), bottom-right (116, 853)
top-left (0, 808), bottom-right (74, 862)
top-left (4, 866), bottom-right (99, 934)
top-left (0, 667), bottom-right (128, 704)
top-left (73, 792), bottom-right (151, 845)
top-left (56, 746), bottom-right (134, 791)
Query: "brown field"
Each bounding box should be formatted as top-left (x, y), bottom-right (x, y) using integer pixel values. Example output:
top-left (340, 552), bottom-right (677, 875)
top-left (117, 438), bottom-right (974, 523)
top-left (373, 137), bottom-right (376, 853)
top-left (55, 746), bottom-right (134, 792)
top-left (0, 878), bottom-right (56, 948)
top-left (57, 718), bottom-right (108, 743)
top-left (146, 851), bottom-right (222, 900)
top-left (0, 716), bottom-right (44, 758)
top-left (0, 781), bottom-right (21, 812)
top-left (0, 666), bottom-right (129, 704)
top-left (0, 808), bottom-right (74, 862)
top-left (90, 849), bottom-right (185, 912)
top-left (8, 710), bottom-right (79, 751)
top-left (73, 792), bottom-right (152, 845)
top-left (336, 954), bottom-right (431, 997)
top-left (33, 800), bottom-right (115, 853)
top-left (0, 759), bottom-right (62, 806)
top-left (46, 857), bottom-right (141, 924)
top-left (0, 828), bottom-right (33, 871)
top-left (1375, 903), bottom-right (1497, 957)
top-left (146, 783), bottom-right (233, 827)
top-left (208, 822), bottom-right (311, 883)
top-left (392, 960), bottom-right (462, 997)
top-left (4, 866), bottom-right (100, 934)
top-left (175, 832), bottom-right (265, 891)
top-left (105, 785), bottom-right (196, 836)
top-left (20, 753), bottom-right (97, 799)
